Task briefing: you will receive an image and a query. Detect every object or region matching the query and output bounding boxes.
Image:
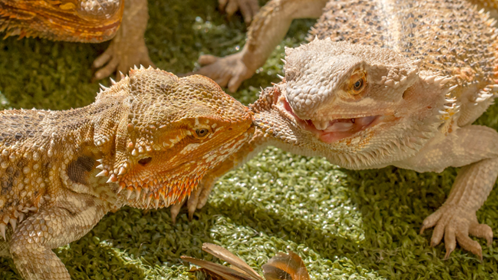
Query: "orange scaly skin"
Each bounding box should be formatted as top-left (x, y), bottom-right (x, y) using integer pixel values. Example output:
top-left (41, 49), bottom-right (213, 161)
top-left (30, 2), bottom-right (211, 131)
top-left (0, 0), bottom-right (124, 42)
top-left (190, 0), bottom-right (498, 261)
top-left (0, 0), bottom-right (154, 80)
top-left (0, 67), bottom-right (253, 280)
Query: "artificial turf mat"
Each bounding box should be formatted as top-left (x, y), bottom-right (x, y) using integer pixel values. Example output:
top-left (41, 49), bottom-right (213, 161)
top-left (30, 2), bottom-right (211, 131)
top-left (1, 0), bottom-right (498, 279)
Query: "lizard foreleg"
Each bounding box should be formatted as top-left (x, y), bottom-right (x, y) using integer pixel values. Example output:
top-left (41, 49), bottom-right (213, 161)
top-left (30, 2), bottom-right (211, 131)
top-left (396, 125), bottom-right (498, 259)
top-left (9, 190), bottom-right (109, 280)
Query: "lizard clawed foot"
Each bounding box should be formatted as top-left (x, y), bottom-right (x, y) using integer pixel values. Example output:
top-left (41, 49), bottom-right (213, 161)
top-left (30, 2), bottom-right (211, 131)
top-left (195, 51), bottom-right (254, 92)
top-left (218, 0), bottom-right (260, 25)
top-left (170, 181), bottom-right (215, 224)
top-left (93, 35), bottom-right (155, 81)
top-left (420, 204), bottom-right (493, 260)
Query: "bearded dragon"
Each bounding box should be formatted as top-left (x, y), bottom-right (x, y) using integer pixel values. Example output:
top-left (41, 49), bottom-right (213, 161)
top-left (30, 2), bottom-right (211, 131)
top-left (0, 67), bottom-right (253, 280)
top-left (195, 0), bottom-right (498, 92)
top-left (0, 0), bottom-right (153, 80)
top-left (185, 0), bottom-right (498, 260)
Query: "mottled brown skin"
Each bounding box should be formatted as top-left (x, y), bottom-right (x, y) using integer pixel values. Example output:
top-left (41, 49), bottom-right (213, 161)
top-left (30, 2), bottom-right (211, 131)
top-left (0, 67), bottom-right (253, 280)
top-left (0, 0), bottom-right (154, 80)
top-left (191, 0), bottom-right (498, 260)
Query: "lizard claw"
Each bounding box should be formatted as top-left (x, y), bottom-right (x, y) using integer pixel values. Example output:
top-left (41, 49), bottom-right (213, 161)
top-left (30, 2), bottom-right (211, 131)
top-left (187, 186), bottom-right (204, 221)
top-left (170, 199), bottom-right (186, 225)
top-left (169, 179), bottom-right (216, 224)
top-left (420, 204), bottom-right (492, 260)
top-left (195, 51), bottom-right (255, 93)
top-left (218, 0), bottom-right (259, 25)
top-left (93, 34), bottom-right (155, 81)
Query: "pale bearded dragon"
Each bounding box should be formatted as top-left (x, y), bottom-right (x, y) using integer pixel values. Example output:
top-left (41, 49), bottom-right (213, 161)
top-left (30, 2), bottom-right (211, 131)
top-left (0, 67), bottom-right (253, 280)
top-left (186, 0), bottom-right (498, 260)
top-left (195, 0), bottom-right (498, 92)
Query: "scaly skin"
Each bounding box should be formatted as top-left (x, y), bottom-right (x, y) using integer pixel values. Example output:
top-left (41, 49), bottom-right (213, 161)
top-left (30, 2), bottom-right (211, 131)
top-left (190, 0), bottom-right (498, 260)
top-left (0, 67), bottom-right (253, 280)
top-left (218, 0), bottom-right (260, 25)
top-left (196, 0), bottom-right (498, 92)
top-left (0, 0), bottom-right (154, 80)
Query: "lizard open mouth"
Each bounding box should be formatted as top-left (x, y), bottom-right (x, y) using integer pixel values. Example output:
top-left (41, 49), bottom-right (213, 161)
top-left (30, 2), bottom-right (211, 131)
top-left (279, 97), bottom-right (380, 143)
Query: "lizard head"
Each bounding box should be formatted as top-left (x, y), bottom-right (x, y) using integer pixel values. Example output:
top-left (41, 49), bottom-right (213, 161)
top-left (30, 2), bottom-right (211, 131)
top-left (260, 39), bottom-right (449, 168)
top-left (282, 38), bottom-right (422, 143)
top-left (96, 68), bottom-right (253, 208)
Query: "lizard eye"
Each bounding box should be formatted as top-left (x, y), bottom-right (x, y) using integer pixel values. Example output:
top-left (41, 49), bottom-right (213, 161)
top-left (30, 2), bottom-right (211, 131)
top-left (194, 128), bottom-right (210, 139)
top-left (353, 79), bottom-right (363, 90)
top-left (349, 71), bottom-right (367, 95)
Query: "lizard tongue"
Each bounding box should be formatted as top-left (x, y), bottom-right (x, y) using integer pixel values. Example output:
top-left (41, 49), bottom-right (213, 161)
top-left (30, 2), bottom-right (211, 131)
top-left (312, 116), bottom-right (378, 143)
top-left (278, 96), bottom-right (378, 143)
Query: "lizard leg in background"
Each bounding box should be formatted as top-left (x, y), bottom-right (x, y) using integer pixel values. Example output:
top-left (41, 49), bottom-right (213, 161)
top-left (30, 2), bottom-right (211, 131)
top-left (195, 0), bottom-right (327, 92)
top-left (397, 125), bottom-right (498, 259)
top-left (9, 190), bottom-right (109, 280)
top-left (218, 0), bottom-right (260, 25)
top-left (93, 0), bottom-right (155, 81)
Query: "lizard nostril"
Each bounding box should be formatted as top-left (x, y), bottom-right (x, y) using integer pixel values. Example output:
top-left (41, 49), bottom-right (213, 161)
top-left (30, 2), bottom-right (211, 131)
top-left (138, 157), bottom-right (152, 166)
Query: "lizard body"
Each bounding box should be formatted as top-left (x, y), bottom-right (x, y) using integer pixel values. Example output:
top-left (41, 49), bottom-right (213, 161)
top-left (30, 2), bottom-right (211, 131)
top-left (0, 0), bottom-right (261, 80)
top-left (0, 67), bottom-right (253, 279)
top-left (196, 0), bottom-right (498, 92)
top-left (0, 0), bottom-right (153, 80)
top-left (190, 0), bottom-right (498, 259)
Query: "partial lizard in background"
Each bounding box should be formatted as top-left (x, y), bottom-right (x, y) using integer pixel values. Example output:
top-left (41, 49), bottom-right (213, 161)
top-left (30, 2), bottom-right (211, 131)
top-left (0, 0), bottom-right (153, 80)
top-left (0, 67), bottom-right (253, 280)
top-left (0, 0), bottom-right (259, 81)
top-left (181, 0), bottom-right (498, 260)
top-left (195, 0), bottom-right (498, 92)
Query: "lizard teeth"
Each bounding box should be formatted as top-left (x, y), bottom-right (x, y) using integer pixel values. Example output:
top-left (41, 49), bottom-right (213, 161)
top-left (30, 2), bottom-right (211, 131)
top-left (312, 120), bottom-right (329, 130)
top-left (324, 122), bottom-right (354, 132)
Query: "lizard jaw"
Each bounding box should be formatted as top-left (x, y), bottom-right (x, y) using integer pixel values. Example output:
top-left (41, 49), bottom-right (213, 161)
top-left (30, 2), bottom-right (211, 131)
top-left (279, 96), bottom-right (381, 143)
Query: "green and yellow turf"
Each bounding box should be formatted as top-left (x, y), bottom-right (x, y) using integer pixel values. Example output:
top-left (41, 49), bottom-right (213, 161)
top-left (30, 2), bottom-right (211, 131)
top-left (1, 0), bottom-right (497, 279)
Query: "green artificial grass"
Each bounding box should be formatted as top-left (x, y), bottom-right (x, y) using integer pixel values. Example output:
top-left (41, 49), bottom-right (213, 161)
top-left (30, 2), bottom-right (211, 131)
top-left (1, 0), bottom-right (498, 279)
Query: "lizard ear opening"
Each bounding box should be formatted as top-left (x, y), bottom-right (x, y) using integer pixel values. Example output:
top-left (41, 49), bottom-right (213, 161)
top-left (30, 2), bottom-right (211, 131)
top-left (138, 157), bottom-right (152, 166)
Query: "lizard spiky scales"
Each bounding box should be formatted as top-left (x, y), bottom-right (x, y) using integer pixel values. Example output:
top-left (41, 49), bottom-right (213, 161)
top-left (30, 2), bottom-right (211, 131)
top-left (0, 0), bottom-right (124, 42)
top-left (0, 0), bottom-right (154, 80)
top-left (0, 67), bottom-right (253, 280)
top-left (192, 0), bottom-right (498, 260)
